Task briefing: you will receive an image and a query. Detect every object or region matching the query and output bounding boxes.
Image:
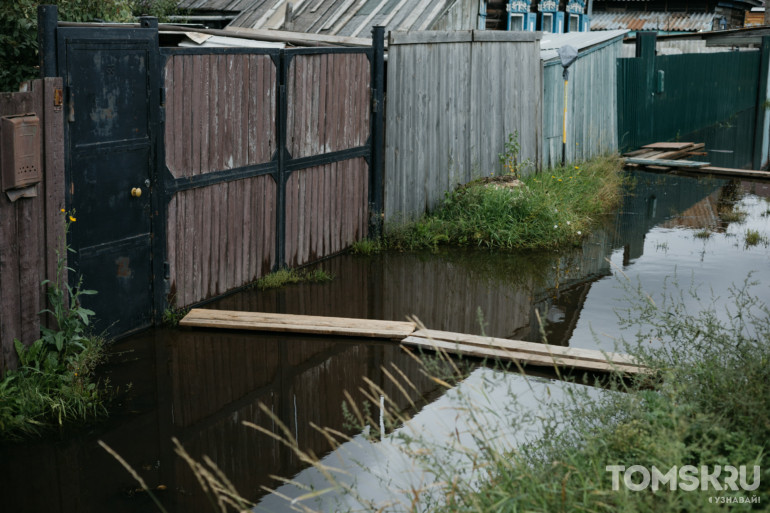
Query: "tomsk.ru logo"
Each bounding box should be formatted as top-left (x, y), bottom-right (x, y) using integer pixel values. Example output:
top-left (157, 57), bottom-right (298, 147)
top-left (606, 465), bottom-right (761, 492)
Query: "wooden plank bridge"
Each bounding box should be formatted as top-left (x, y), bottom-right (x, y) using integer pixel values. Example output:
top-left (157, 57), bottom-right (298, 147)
top-left (180, 309), bottom-right (649, 375)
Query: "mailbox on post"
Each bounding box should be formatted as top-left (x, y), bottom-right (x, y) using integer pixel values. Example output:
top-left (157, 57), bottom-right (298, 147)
top-left (1, 114), bottom-right (42, 192)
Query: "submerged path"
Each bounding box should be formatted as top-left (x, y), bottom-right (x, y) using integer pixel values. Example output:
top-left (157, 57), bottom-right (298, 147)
top-left (180, 309), bottom-right (649, 375)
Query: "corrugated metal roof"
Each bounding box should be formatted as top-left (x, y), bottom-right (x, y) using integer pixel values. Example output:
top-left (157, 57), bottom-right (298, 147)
top-left (540, 29), bottom-right (628, 61)
top-left (590, 11), bottom-right (716, 32)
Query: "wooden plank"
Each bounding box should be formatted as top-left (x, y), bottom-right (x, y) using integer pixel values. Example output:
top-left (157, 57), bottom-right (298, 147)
top-left (191, 55), bottom-right (201, 176)
top-left (173, 55), bottom-right (184, 176)
top-left (412, 329), bottom-right (640, 365)
top-left (200, 54), bottom-right (210, 174)
top-left (472, 30), bottom-right (541, 43)
top-left (248, 55), bottom-right (258, 165)
top-left (43, 78), bottom-right (66, 317)
top-left (179, 309), bottom-right (417, 339)
top-left (221, 25), bottom-right (373, 48)
top-left (389, 30), bottom-right (472, 45)
top-left (692, 166), bottom-right (770, 179)
top-left (402, 336), bottom-right (647, 375)
top-left (201, 185), bottom-right (212, 299)
top-left (164, 57), bottom-right (175, 173)
top-left (240, 55), bottom-right (250, 168)
top-left (641, 142), bottom-right (696, 150)
top-left (625, 158), bottom-right (710, 168)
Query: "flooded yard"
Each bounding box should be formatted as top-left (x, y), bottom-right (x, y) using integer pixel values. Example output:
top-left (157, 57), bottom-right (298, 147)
top-left (2, 170), bottom-right (769, 512)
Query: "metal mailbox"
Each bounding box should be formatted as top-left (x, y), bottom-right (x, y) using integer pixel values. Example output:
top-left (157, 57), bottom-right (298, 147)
top-left (1, 114), bottom-right (42, 191)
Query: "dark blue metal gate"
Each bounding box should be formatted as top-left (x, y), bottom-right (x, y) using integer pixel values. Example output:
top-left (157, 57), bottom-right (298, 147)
top-left (56, 19), bottom-right (160, 337)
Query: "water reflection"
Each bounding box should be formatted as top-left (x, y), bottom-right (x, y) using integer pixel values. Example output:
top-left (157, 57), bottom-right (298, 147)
top-left (2, 171), bottom-right (769, 512)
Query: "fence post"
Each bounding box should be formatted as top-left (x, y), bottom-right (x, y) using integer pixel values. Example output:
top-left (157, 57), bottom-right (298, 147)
top-left (37, 5), bottom-right (58, 78)
top-left (275, 51), bottom-right (288, 269)
top-left (636, 31), bottom-right (656, 147)
top-left (370, 26), bottom-right (385, 236)
top-left (753, 36), bottom-right (770, 170)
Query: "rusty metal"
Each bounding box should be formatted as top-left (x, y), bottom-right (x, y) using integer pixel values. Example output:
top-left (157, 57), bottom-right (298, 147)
top-left (1, 114), bottom-right (41, 191)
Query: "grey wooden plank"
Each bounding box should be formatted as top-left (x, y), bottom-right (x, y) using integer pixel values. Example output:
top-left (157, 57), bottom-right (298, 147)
top-left (389, 30), bottom-right (472, 45)
top-left (472, 30), bottom-right (541, 43)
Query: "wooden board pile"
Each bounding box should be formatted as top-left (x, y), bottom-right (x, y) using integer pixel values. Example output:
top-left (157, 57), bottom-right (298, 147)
top-left (623, 142), bottom-right (708, 170)
top-left (623, 142), bottom-right (770, 179)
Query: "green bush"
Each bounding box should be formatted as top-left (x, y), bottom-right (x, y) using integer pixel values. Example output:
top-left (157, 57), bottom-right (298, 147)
top-left (0, 0), bottom-right (182, 92)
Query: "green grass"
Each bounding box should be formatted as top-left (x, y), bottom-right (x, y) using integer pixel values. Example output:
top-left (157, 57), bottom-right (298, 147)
top-left (252, 267), bottom-right (334, 290)
top-left (421, 281), bottom-right (770, 512)
top-left (350, 238), bottom-right (384, 256)
top-left (162, 305), bottom-right (190, 327)
top-left (744, 229), bottom-right (767, 247)
top-left (0, 214), bottom-right (110, 441)
top-left (694, 229), bottom-right (712, 239)
top-left (384, 155), bottom-right (625, 251)
top-left (0, 336), bottom-right (108, 441)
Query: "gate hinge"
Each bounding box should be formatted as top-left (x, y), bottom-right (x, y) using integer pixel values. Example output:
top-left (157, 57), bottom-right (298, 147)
top-left (160, 107), bottom-right (165, 123)
top-left (164, 261), bottom-right (170, 279)
top-left (159, 86), bottom-right (166, 105)
top-left (372, 91), bottom-right (379, 113)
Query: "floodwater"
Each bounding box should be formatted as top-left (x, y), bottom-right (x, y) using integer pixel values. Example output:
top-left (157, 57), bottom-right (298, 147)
top-left (1, 171), bottom-right (769, 512)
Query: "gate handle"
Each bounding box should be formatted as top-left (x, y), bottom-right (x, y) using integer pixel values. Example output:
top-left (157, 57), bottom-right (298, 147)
top-left (131, 187), bottom-right (142, 198)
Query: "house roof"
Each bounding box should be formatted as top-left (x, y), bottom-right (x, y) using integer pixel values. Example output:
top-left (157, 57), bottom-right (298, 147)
top-left (181, 0), bottom-right (461, 38)
top-left (590, 11), bottom-right (716, 32)
top-left (540, 29), bottom-right (628, 61)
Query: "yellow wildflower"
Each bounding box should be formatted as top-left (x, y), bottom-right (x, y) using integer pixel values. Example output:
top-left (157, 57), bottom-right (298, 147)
top-left (60, 208), bottom-right (66, 213)
top-left (69, 215), bottom-right (77, 222)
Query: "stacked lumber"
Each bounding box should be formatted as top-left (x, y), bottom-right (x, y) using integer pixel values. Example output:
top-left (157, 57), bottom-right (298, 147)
top-left (623, 142), bottom-right (770, 179)
top-left (623, 142), bottom-right (708, 170)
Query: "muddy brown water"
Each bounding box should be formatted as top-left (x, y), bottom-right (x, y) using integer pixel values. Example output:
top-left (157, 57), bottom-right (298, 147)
top-left (2, 171), bottom-right (769, 512)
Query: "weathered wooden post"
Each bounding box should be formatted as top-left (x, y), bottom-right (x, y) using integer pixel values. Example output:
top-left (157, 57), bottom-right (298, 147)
top-left (370, 25), bottom-right (385, 236)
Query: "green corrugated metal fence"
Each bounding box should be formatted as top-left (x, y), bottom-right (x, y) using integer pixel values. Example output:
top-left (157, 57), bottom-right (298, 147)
top-left (618, 34), bottom-right (769, 169)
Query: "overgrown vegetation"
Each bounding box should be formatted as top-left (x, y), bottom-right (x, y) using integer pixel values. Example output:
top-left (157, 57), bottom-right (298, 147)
top-left (0, 0), bottom-right (183, 92)
top-left (252, 268), bottom-right (334, 291)
top-left (0, 213), bottom-right (109, 440)
top-left (427, 280), bottom-right (770, 512)
top-left (384, 154), bottom-right (625, 251)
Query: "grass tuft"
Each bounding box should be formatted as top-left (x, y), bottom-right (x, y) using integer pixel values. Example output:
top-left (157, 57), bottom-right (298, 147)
top-left (350, 238), bottom-right (383, 256)
top-left (384, 155), bottom-right (625, 251)
top-left (253, 268), bottom-right (334, 290)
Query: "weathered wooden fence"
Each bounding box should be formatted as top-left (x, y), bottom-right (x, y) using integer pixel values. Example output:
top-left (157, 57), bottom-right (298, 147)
top-left (159, 45), bottom-right (381, 312)
top-left (0, 78), bottom-right (65, 376)
top-left (541, 35), bottom-right (624, 168)
top-left (384, 31), bottom-right (542, 223)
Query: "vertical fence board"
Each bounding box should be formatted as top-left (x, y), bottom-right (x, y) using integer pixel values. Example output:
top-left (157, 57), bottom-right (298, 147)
top-left (191, 55), bottom-right (201, 176)
top-left (200, 55), bottom-right (211, 175)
